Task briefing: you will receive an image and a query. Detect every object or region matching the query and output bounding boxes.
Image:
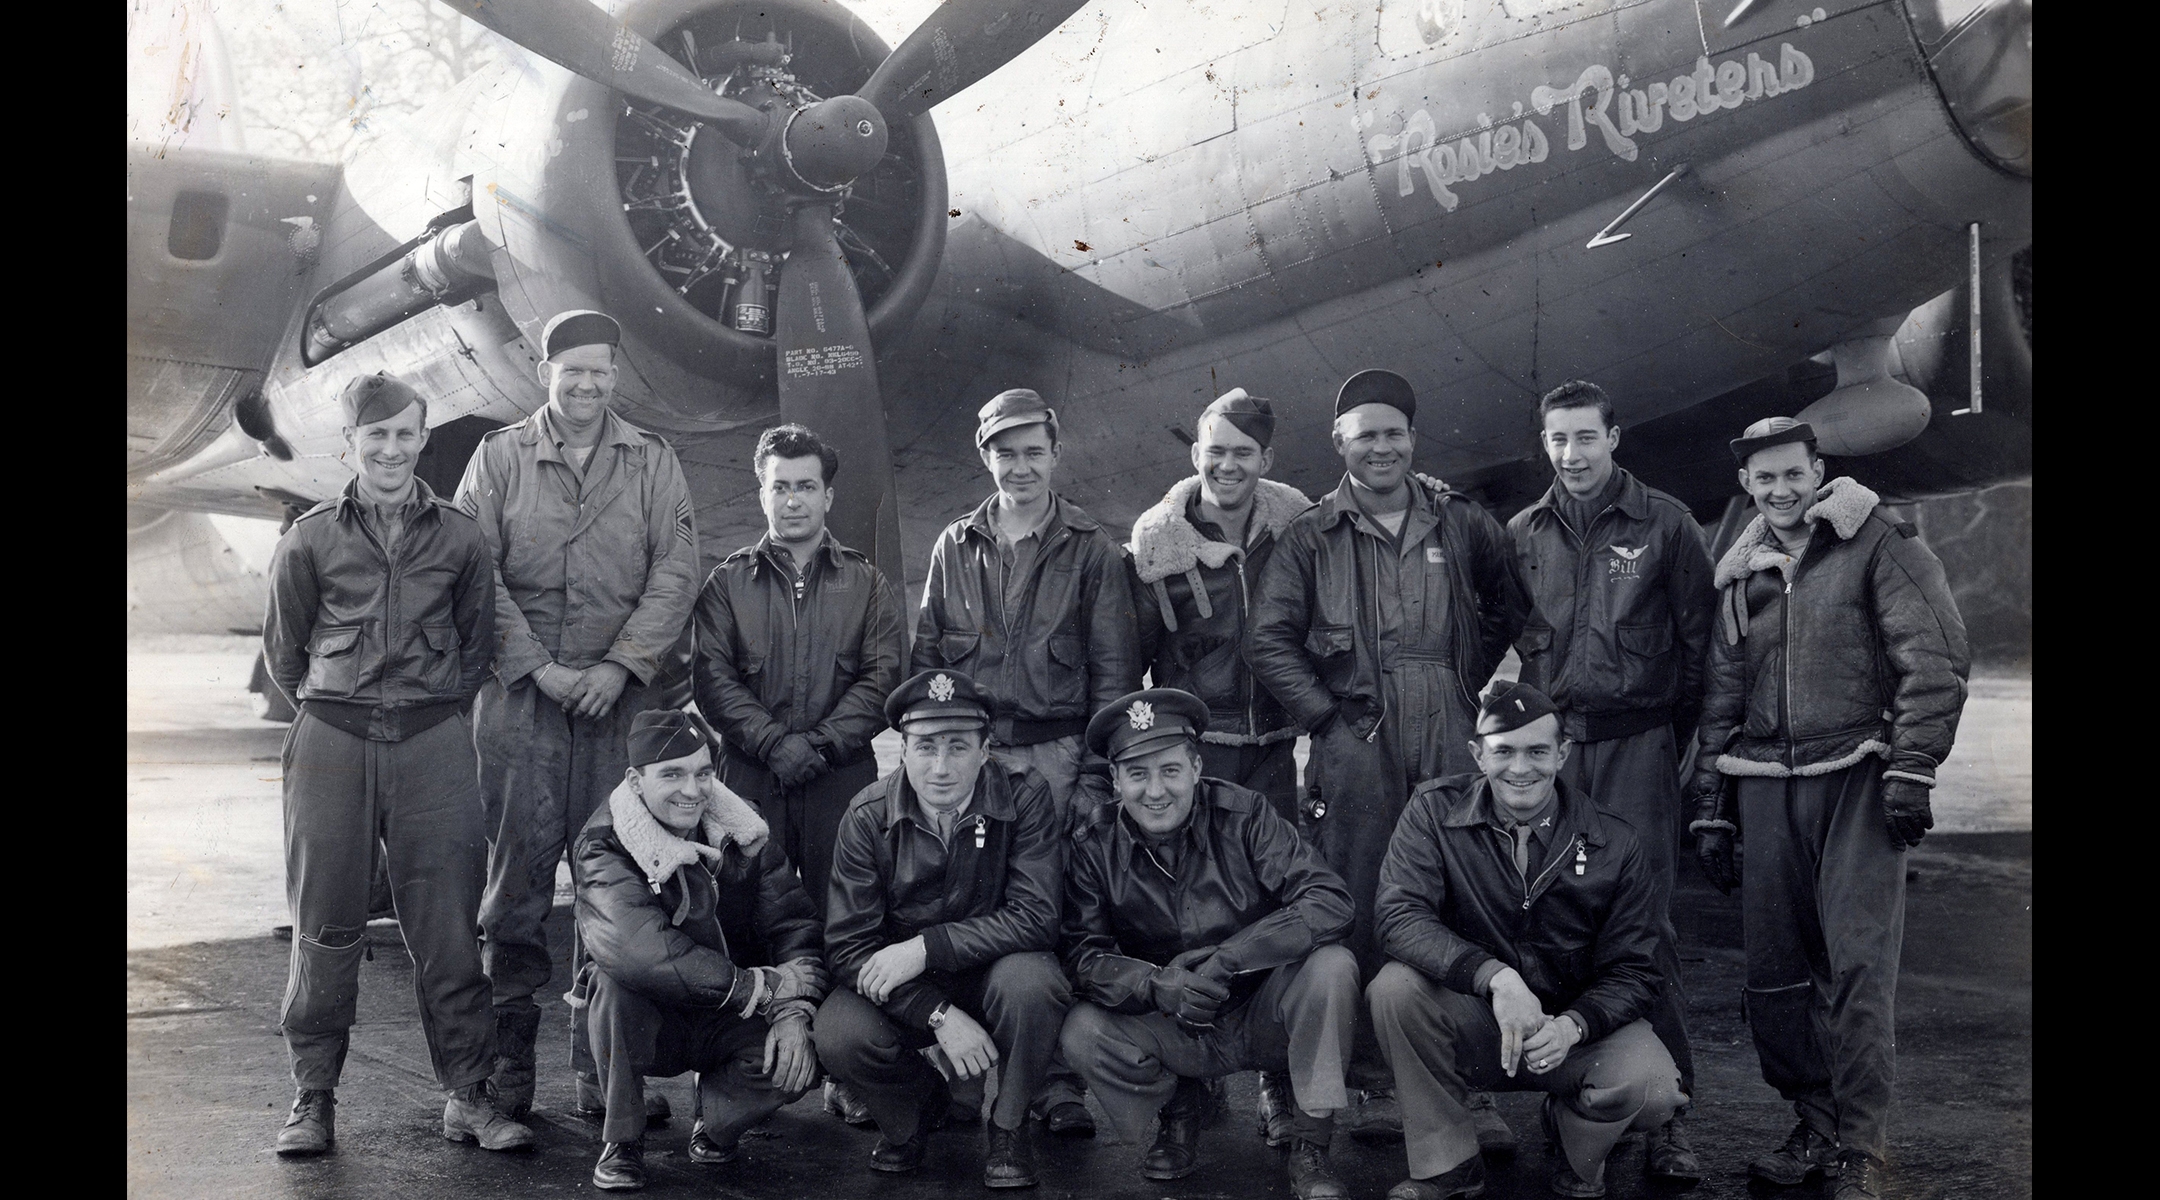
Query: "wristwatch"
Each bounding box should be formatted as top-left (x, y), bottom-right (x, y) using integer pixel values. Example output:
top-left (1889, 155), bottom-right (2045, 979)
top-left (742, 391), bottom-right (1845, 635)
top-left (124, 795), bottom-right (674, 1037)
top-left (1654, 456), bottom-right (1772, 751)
top-left (926, 1001), bottom-right (951, 1031)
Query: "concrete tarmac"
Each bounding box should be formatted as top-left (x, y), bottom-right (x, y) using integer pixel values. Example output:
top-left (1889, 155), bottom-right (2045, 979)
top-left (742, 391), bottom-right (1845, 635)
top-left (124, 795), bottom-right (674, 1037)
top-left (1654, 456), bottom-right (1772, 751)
top-left (127, 641), bottom-right (2031, 1198)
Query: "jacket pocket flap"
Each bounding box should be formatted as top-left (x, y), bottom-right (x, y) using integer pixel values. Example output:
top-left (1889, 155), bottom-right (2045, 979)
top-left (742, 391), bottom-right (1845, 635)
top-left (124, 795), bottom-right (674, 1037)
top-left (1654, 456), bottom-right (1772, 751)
top-left (1303, 624), bottom-right (1353, 658)
top-left (1048, 634), bottom-right (1084, 667)
top-left (1519, 626), bottom-right (1555, 652)
top-left (308, 627), bottom-right (361, 656)
top-left (420, 624), bottom-right (457, 652)
top-left (1617, 624), bottom-right (1672, 657)
top-left (939, 630), bottom-right (981, 662)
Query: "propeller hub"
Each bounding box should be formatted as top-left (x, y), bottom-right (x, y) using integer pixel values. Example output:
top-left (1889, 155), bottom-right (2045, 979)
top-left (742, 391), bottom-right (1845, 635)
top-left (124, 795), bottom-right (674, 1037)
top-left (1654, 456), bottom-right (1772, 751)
top-left (782, 95), bottom-right (889, 192)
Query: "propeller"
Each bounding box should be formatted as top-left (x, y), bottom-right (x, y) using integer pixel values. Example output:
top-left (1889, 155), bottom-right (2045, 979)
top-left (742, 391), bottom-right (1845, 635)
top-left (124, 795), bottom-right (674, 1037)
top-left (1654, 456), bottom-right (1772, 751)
top-left (447, 0), bottom-right (1095, 584)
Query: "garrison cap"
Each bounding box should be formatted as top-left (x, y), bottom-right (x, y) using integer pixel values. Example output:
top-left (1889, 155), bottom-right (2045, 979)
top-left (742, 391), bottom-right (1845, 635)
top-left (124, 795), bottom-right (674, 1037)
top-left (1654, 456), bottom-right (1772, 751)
top-left (1087, 688), bottom-right (1209, 763)
top-left (628, 709), bottom-right (713, 768)
top-left (1475, 681), bottom-right (1562, 737)
top-left (1334, 368), bottom-right (1417, 424)
top-left (339, 372), bottom-right (424, 427)
top-left (1199, 387), bottom-right (1276, 449)
top-left (1729, 416), bottom-right (1818, 465)
top-left (885, 669), bottom-right (993, 735)
top-left (975, 388), bottom-right (1059, 447)
top-left (541, 309), bottom-right (622, 361)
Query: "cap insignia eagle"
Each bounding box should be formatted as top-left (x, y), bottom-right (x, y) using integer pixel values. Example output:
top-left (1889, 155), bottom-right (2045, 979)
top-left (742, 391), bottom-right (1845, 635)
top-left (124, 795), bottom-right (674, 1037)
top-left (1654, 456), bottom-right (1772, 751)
top-left (1127, 699), bottom-right (1156, 730)
top-left (929, 674), bottom-right (956, 702)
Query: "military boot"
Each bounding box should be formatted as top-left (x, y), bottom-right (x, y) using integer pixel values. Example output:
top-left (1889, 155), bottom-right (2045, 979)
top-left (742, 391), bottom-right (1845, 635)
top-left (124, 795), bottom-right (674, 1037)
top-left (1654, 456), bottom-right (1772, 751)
top-left (1747, 1119), bottom-right (1839, 1186)
top-left (1141, 1107), bottom-right (1201, 1180)
top-left (1287, 1136), bottom-right (1351, 1200)
top-left (1834, 1151), bottom-right (1886, 1199)
top-left (1344, 1087), bottom-right (1405, 1144)
top-left (983, 1120), bottom-right (1040, 1189)
top-left (1254, 1069), bottom-right (1296, 1147)
top-left (274, 1088), bottom-right (335, 1157)
top-left (1644, 1112), bottom-right (1703, 1182)
top-left (1467, 1091), bottom-right (1517, 1155)
top-left (487, 1008), bottom-right (542, 1119)
top-left (824, 1077), bottom-right (876, 1127)
top-left (593, 1139), bottom-right (646, 1190)
top-left (443, 1082), bottom-right (537, 1151)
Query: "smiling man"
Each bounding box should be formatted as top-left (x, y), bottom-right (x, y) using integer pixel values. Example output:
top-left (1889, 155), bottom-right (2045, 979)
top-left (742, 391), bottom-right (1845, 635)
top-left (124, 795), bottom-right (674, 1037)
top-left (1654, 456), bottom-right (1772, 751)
top-left (454, 310), bottom-right (703, 1123)
top-left (1688, 418), bottom-right (1970, 1200)
top-left (815, 669), bottom-right (1072, 1189)
top-left (263, 372), bottom-right (532, 1157)
top-left (1060, 689), bottom-right (1357, 1199)
top-left (1503, 380), bottom-right (1715, 1180)
top-left (571, 709), bottom-right (828, 1190)
top-left (1367, 683), bottom-right (1681, 1200)
top-left (1248, 368), bottom-right (1531, 1139)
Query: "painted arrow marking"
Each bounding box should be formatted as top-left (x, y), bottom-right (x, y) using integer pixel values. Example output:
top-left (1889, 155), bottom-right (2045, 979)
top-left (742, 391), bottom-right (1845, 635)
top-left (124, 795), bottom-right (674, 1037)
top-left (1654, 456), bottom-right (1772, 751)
top-left (1585, 163), bottom-right (1690, 249)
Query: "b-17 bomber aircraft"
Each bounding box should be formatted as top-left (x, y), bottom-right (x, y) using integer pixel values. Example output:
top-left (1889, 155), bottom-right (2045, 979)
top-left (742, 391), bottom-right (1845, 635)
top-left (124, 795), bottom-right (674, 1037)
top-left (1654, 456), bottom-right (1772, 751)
top-left (126, 0), bottom-right (2031, 651)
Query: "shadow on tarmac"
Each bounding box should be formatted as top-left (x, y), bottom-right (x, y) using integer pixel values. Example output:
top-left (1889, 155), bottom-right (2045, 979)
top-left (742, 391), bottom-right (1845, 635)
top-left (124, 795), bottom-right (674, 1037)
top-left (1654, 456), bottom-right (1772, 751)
top-left (126, 832), bottom-right (2029, 1200)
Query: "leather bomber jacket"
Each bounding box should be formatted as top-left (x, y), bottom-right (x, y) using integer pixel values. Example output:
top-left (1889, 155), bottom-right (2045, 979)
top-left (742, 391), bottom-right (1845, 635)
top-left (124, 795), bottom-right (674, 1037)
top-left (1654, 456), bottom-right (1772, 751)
top-left (1062, 777), bottom-right (1353, 1016)
top-left (264, 478), bottom-right (495, 720)
top-left (570, 796), bottom-right (824, 1009)
top-left (1248, 476), bottom-right (1531, 737)
top-left (911, 493), bottom-right (1140, 738)
top-left (824, 755), bottom-right (1064, 1030)
top-left (1374, 773), bottom-right (1661, 1045)
top-left (1507, 469), bottom-right (1716, 743)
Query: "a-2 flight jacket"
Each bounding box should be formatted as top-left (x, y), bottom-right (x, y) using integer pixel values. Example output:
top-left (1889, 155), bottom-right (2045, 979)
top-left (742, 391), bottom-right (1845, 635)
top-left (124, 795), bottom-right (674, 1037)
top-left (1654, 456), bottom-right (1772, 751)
top-left (1507, 469), bottom-right (1716, 744)
top-left (1128, 477), bottom-right (1310, 744)
top-left (453, 407), bottom-right (700, 688)
top-left (912, 493), bottom-right (1140, 743)
top-left (1374, 773), bottom-right (1661, 1045)
top-left (570, 790), bottom-right (824, 1010)
top-left (1693, 476), bottom-right (1969, 789)
top-left (692, 533), bottom-right (906, 769)
top-left (824, 756), bottom-right (1064, 1030)
top-left (1062, 777), bottom-right (1354, 1016)
top-left (264, 477), bottom-right (494, 740)
top-left (1248, 475), bottom-right (1532, 737)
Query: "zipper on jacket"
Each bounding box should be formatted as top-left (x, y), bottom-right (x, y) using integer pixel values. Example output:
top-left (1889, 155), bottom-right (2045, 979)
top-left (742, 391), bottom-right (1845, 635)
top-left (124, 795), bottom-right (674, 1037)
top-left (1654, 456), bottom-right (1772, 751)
top-left (1522, 833), bottom-right (1585, 910)
top-left (1781, 557), bottom-right (1795, 772)
top-left (1236, 558), bottom-right (1258, 737)
top-left (1366, 531), bottom-right (1386, 742)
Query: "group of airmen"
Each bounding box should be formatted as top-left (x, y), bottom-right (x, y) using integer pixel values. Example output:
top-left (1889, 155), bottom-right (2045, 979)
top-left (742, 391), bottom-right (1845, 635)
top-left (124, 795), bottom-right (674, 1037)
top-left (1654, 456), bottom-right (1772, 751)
top-left (261, 305), bottom-right (1971, 1200)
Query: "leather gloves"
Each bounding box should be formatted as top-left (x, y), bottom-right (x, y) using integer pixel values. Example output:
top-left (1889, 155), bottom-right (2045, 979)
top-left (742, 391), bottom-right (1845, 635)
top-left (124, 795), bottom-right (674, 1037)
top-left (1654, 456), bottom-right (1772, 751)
top-left (768, 734), bottom-right (829, 789)
top-left (1882, 779), bottom-right (1934, 850)
top-left (736, 958), bottom-right (830, 1017)
top-left (1150, 950), bottom-right (1231, 1031)
top-left (1687, 769), bottom-right (1740, 895)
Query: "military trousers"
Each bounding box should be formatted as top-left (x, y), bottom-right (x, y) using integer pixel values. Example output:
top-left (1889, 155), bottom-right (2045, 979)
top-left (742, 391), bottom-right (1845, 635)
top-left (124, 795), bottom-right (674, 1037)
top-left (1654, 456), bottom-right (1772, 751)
top-left (719, 751), bottom-right (878, 920)
top-left (279, 709), bottom-right (494, 1092)
top-left (1368, 962), bottom-right (1683, 1185)
top-left (984, 734), bottom-right (1090, 1113)
top-left (1061, 944), bottom-right (1358, 1146)
top-left (814, 951), bottom-right (1072, 1136)
top-left (1560, 723), bottom-right (1695, 1098)
top-left (474, 672), bottom-right (663, 1015)
top-left (585, 970), bottom-right (803, 1145)
top-left (1198, 736), bottom-right (1299, 821)
top-left (1738, 764), bottom-right (1906, 1162)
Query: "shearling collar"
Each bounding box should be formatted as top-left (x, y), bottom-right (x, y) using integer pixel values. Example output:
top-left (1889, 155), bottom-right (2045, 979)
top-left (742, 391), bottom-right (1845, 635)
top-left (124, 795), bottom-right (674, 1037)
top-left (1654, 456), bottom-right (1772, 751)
top-left (1129, 476), bottom-right (1311, 584)
top-left (1713, 476), bottom-right (1880, 588)
top-left (606, 779), bottom-right (771, 924)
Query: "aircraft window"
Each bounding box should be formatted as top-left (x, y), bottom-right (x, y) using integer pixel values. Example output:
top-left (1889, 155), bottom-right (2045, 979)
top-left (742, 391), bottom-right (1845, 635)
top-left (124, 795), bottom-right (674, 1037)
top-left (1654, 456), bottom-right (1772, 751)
top-left (168, 190), bottom-right (228, 261)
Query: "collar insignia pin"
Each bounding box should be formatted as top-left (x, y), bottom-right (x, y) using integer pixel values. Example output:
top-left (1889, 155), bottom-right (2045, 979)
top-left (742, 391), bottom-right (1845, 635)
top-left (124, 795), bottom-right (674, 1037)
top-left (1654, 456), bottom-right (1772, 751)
top-left (929, 674), bottom-right (956, 702)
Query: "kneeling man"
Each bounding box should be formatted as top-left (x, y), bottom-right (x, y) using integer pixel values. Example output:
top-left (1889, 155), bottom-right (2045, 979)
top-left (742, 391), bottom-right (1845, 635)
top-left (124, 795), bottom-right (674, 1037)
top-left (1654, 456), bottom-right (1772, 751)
top-left (1368, 683), bottom-right (1681, 1199)
top-left (816, 669), bottom-right (1070, 1188)
top-left (572, 710), bottom-right (828, 1190)
top-left (1061, 689), bottom-right (1359, 1199)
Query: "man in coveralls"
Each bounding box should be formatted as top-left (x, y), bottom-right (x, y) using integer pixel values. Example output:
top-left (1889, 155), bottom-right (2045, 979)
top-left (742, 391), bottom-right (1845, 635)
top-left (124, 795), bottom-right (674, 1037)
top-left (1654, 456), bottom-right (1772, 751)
top-left (264, 372), bottom-right (533, 1155)
top-left (1690, 418), bottom-right (1969, 1200)
top-left (1505, 379), bottom-right (1714, 1180)
top-left (455, 309), bottom-right (702, 1120)
top-left (1247, 368), bottom-right (1530, 1139)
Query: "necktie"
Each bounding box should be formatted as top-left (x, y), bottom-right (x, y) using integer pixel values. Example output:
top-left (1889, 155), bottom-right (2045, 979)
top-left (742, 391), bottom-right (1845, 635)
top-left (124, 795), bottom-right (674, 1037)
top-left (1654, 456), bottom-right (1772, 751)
top-left (1513, 823), bottom-right (1536, 881)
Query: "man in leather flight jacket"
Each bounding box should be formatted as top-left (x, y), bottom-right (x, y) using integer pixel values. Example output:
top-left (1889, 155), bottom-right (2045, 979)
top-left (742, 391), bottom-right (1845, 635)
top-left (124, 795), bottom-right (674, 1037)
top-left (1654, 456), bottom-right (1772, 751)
top-left (1505, 381), bottom-right (1715, 1180)
top-left (262, 372), bottom-right (531, 1157)
top-left (1059, 689), bottom-right (1358, 1200)
top-left (1687, 419), bottom-right (1969, 1200)
top-left (1367, 683), bottom-right (1681, 1200)
top-left (815, 670), bottom-right (1072, 1189)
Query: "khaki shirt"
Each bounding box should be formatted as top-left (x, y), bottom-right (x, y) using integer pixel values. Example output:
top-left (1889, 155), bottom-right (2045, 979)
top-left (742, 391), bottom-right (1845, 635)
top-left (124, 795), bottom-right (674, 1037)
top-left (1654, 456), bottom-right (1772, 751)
top-left (454, 406), bottom-right (699, 686)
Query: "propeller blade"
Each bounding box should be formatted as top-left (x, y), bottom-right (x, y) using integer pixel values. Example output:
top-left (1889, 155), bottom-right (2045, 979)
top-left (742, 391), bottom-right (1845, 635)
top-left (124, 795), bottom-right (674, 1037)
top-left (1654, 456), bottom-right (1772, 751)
top-left (438, 0), bottom-right (765, 143)
top-left (861, 0), bottom-right (1091, 122)
top-left (773, 204), bottom-right (905, 588)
